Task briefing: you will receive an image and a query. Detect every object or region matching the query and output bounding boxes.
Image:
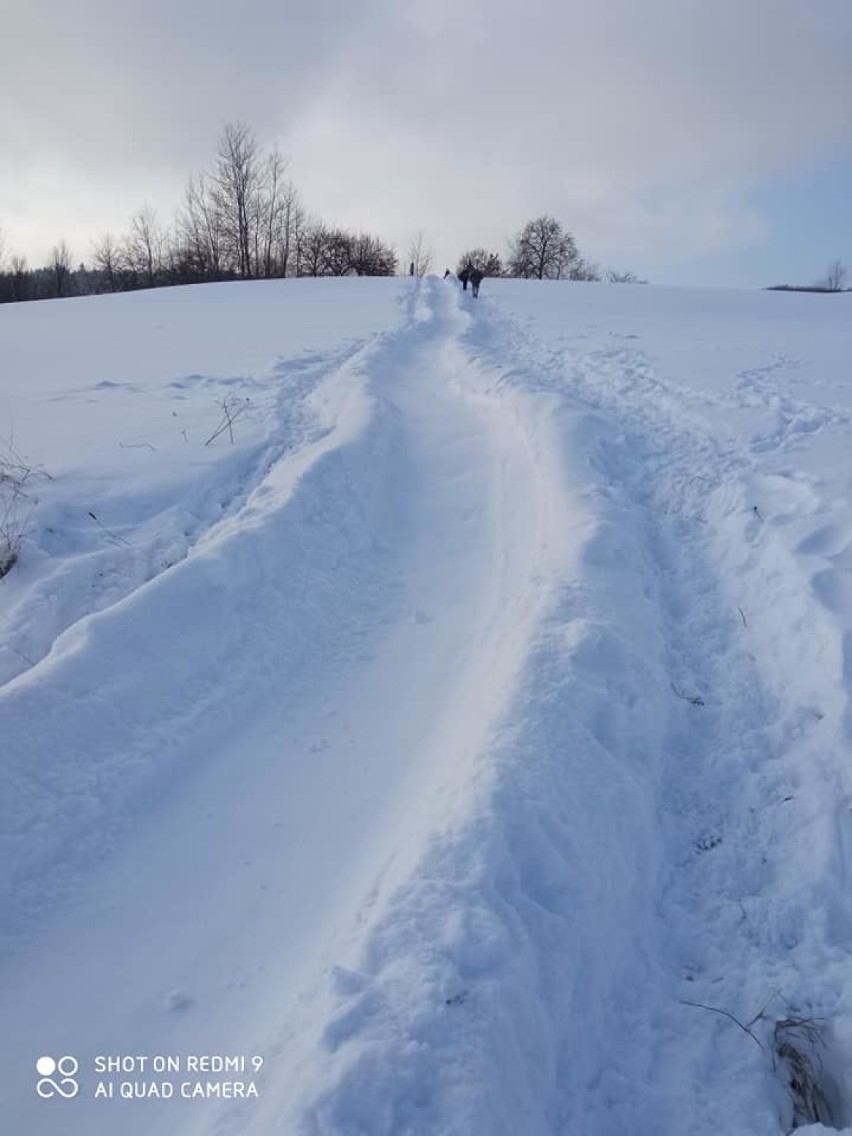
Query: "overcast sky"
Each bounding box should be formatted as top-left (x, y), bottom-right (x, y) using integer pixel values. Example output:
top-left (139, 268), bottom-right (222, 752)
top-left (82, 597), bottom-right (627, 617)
top-left (3, 0), bottom-right (851, 287)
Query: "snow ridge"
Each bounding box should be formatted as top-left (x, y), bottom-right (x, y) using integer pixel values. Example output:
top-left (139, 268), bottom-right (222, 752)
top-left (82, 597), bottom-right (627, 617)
top-left (1, 321), bottom-right (397, 945)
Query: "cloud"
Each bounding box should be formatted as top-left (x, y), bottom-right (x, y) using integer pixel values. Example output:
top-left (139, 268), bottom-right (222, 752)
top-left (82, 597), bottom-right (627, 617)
top-left (2, 0), bottom-right (850, 271)
top-left (297, 0), bottom-right (850, 262)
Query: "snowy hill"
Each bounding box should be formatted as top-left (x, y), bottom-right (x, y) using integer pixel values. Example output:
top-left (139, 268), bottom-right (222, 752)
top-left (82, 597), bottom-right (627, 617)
top-left (2, 276), bottom-right (852, 1135)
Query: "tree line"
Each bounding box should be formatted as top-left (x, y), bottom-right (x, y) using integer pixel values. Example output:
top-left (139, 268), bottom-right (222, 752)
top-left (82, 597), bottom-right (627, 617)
top-left (767, 259), bottom-right (849, 294)
top-left (0, 124), bottom-right (398, 302)
top-left (454, 215), bottom-right (643, 283)
top-left (0, 123), bottom-right (642, 304)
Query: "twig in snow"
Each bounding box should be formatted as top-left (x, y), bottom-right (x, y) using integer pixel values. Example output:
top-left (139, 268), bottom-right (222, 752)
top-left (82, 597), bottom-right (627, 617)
top-left (0, 436), bottom-right (52, 484)
top-left (753, 505), bottom-right (764, 521)
top-left (671, 682), bottom-right (705, 707)
top-left (737, 606), bottom-right (748, 628)
top-left (679, 999), bottom-right (764, 1051)
top-left (119, 441), bottom-right (156, 451)
top-left (746, 990), bottom-right (779, 1030)
top-left (87, 511), bottom-right (132, 548)
top-left (204, 396), bottom-right (251, 446)
top-left (1, 437), bottom-right (50, 577)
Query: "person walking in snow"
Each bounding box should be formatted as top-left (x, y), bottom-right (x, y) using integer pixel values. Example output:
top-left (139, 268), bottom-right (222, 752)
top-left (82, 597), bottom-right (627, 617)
top-left (459, 264), bottom-right (471, 292)
top-left (469, 266), bottom-right (484, 298)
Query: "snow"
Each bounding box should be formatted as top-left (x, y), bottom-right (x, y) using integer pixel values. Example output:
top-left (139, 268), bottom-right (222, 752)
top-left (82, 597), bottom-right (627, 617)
top-left (1, 275), bottom-right (852, 1134)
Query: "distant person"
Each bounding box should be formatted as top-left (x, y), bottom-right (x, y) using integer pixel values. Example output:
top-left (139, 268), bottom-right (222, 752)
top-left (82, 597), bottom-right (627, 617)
top-left (459, 264), bottom-right (471, 292)
top-left (443, 268), bottom-right (451, 278)
top-left (469, 267), bottom-right (484, 298)
top-left (409, 261), bottom-right (415, 276)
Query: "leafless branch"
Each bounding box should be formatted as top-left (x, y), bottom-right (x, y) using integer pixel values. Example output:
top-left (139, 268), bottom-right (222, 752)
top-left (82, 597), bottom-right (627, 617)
top-left (679, 999), bottom-right (764, 1051)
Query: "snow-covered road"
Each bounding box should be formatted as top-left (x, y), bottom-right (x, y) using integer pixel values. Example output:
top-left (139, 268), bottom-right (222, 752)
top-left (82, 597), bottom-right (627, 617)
top-left (2, 276), bottom-right (852, 1134)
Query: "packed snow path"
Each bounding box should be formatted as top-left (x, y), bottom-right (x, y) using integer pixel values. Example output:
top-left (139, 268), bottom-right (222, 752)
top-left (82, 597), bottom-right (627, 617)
top-left (2, 277), bottom-right (851, 1135)
top-left (1, 279), bottom-right (576, 1135)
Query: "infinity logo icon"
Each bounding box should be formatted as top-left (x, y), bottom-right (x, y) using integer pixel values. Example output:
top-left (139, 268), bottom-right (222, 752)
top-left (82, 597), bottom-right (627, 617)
top-left (36, 1055), bottom-right (79, 1099)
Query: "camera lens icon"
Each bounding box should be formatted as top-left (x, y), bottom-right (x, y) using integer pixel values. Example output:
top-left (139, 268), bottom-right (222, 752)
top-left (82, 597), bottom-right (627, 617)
top-left (36, 1055), bottom-right (79, 1099)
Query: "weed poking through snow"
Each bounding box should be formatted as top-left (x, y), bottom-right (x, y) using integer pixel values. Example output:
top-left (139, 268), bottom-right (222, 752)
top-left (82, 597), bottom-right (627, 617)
top-left (0, 438), bottom-right (49, 578)
top-left (774, 1017), bottom-right (838, 1130)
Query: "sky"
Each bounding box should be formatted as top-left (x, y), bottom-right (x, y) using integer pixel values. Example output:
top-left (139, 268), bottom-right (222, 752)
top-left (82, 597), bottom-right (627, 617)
top-left (2, 0), bottom-right (851, 289)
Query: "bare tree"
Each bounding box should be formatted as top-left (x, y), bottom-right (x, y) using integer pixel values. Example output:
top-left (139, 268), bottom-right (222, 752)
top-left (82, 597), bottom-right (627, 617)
top-left (277, 180), bottom-right (304, 277)
top-left (124, 206), bottom-right (164, 288)
top-left (820, 259), bottom-right (847, 292)
top-left (212, 123), bottom-right (261, 278)
top-left (456, 248), bottom-right (503, 277)
top-left (288, 199), bottom-right (315, 278)
top-left (179, 130), bottom-right (305, 281)
top-left (178, 172), bottom-right (226, 280)
top-left (349, 232), bottom-right (398, 276)
top-left (92, 232), bottom-right (122, 291)
top-left (0, 231), bottom-right (12, 303)
top-left (507, 215), bottom-right (580, 280)
top-left (568, 257), bottom-right (601, 282)
top-left (606, 267), bottom-right (646, 284)
top-left (407, 230), bottom-right (434, 276)
top-left (299, 222), bottom-right (331, 276)
top-left (323, 228), bottom-right (355, 276)
top-left (254, 148), bottom-right (289, 278)
top-left (294, 224), bottom-right (396, 277)
top-left (206, 124), bottom-right (305, 280)
top-left (50, 241), bottom-right (74, 297)
top-left (10, 256), bottom-right (29, 302)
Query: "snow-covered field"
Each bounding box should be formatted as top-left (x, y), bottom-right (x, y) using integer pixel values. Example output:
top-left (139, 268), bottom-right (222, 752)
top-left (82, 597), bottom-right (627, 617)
top-left (2, 274), bottom-right (852, 1135)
